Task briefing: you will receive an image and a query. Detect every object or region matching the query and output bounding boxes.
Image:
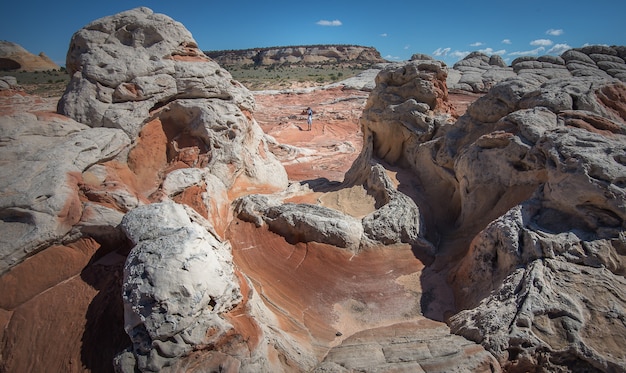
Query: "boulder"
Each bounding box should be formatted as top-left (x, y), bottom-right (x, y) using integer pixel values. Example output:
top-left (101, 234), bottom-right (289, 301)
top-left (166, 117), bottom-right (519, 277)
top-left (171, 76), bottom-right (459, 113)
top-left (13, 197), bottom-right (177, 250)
top-left (119, 201), bottom-right (242, 371)
top-left (57, 7), bottom-right (254, 138)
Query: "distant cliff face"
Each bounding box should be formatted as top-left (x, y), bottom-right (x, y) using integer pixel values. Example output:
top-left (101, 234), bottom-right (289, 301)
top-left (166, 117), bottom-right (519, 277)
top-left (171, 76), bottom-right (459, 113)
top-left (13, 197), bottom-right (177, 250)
top-left (205, 45), bottom-right (387, 66)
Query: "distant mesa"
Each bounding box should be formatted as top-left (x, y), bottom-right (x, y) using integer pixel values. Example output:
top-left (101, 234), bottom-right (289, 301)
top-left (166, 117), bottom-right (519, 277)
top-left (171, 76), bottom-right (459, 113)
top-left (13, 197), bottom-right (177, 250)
top-left (205, 44), bottom-right (388, 66)
top-left (0, 41), bottom-right (60, 71)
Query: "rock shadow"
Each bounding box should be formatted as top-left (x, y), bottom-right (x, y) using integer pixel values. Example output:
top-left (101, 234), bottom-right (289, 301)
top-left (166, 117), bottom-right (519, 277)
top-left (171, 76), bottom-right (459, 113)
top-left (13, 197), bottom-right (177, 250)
top-left (79, 238), bottom-right (132, 373)
top-left (301, 177), bottom-right (342, 192)
top-left (379, 161), bottom-right (461, 322)
top-left (305, 161), bottom-right (459, 322)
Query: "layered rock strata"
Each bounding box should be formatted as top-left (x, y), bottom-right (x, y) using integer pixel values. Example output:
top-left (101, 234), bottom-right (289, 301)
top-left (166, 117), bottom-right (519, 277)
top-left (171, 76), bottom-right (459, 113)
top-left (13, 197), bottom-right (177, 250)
top-left (1, 6), bottom-right (625, 373)
top-left (0, 7), bottom-right (287, 373)
top-left (206, 45), bottom-right (387, 66)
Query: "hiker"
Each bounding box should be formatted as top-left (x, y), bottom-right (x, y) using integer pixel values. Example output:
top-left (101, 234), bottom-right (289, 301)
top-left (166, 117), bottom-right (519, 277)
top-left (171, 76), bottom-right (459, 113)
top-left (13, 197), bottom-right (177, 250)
top-left (306, 107), bottom-right (313, 131)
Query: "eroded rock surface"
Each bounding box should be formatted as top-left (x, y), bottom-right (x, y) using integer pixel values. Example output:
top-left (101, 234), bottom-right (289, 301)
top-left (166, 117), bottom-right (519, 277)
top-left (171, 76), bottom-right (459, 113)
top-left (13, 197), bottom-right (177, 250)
top-left (0, 111), bottom-right (130, 273)
top-left (315, 320), bottom-right (501, 373)
top-left (449, 46), bottom-right (626, 93)
top-left (57, 7), bottom-right (253, 138)
top-left (118, 202), bottom-right (241, 371)
top-left (0, 7), bottom-right (287, 373)
top-left (360, 56), bottom-right (626, 371)
top-left (2, 6), bottom-right (625, 373)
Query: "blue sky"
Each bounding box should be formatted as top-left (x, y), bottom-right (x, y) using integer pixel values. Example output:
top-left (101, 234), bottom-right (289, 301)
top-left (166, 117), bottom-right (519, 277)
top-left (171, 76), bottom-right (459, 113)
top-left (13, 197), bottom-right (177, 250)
top-left (2, 0), bottom-right (624, 67)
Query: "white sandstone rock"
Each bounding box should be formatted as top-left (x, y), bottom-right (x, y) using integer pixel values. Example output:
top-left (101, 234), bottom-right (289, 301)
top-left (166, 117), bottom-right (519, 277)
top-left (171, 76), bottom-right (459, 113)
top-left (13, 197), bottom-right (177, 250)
top-left (120, 201), bottom-right (241, 371)
top-left (0, 112), bottom-right (130, 273)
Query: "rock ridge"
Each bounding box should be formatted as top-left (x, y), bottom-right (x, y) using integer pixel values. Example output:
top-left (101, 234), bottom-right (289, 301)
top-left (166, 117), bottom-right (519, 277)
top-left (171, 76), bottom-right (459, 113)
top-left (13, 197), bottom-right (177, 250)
top-left (205, 44), bottom-right (387, 66)
top-left (448, 45), bottom-right (626, 93)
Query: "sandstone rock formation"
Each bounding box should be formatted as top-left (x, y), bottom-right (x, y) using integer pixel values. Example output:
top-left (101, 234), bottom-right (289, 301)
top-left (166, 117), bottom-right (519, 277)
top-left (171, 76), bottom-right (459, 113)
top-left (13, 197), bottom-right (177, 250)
top-left (448, 46), bottom-right (626, 93)
top-left (0, 75), bottom-right (19, 90)
top-left (117, 201), bottom-right (242, 371)
top-left (206, 45), bottom-right (387, 67)
top-left (315, 319), bottom-right (500, 372)
top-left (0, 112), bottom-right (130, 273)
top-left (0, 40), bottom-right (60, 71)
top-left (447, 51), bottom-right (516, 93)
top-left (233, 161), bottom-right (433, 255)
top-left (446, 76), bottom-right (626, 371)
top-left (0, 7), bottom-right (287, 373)
top-left (2, 5), bottom-right (626, 373)
top-left (354, 52), bottom-right (626, 371)
top-left (57, 6), bottom-right (287, 207)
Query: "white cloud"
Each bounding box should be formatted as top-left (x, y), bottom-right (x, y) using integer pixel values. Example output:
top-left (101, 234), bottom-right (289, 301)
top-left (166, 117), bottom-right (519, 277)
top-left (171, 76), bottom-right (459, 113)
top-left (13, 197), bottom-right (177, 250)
top-left (432, 47), bottom-right (451, 56)
top-left (530, 39), bottom-right (553, 46)
top-left (546, 29), bottom-right (564, 36)
top-left (380, 33), bottom-right (388, 37)
top-left (470, 42), bottom-right (483, 47)
top-left (502, 39), bottom-right (511, 45)
top-left (508, 47), bottom-right (546, 56)
top-left (450, 50), bottom-right (471, 59)
top-left (479, 48), bottom-right (507, 55)
top-left (316, 19), bottom-right (342, 26)
top-left (385, 54), bottom-right (401, 60)
top-left (547, 43), bottom-right (571, 54)
top-left (404, 45), bottom-right (410, 50)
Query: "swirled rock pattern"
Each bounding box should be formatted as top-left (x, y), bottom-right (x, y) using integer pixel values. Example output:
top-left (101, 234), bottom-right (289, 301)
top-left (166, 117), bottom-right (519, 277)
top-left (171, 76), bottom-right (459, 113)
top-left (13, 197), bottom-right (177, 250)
top-left (2, 6), bottom-right (626, 373)
top-left (0, 7), bottom-right (287, 373)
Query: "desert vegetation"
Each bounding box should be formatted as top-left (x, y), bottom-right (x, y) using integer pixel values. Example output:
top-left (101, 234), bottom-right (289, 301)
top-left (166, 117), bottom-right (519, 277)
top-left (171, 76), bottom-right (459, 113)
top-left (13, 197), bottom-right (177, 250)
top-left (3, 63), bottom-right (367, 94)
top-left (225, 62), bottom-right (371, 90)
top-left (3, 68), bottom-right (69, 96)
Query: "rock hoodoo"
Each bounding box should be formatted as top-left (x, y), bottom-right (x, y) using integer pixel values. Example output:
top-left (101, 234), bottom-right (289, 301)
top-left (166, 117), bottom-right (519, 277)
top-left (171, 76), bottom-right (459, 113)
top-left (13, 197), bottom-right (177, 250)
top-left (1, 5), bottom-right (625, 373)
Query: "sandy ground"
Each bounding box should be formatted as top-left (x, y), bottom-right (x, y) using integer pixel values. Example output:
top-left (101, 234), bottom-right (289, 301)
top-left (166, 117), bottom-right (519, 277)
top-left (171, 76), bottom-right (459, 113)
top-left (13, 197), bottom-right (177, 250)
top-left (254, 86), bottom-right (368, 183)
top-left (254, 87), bottom-right (478, 183)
